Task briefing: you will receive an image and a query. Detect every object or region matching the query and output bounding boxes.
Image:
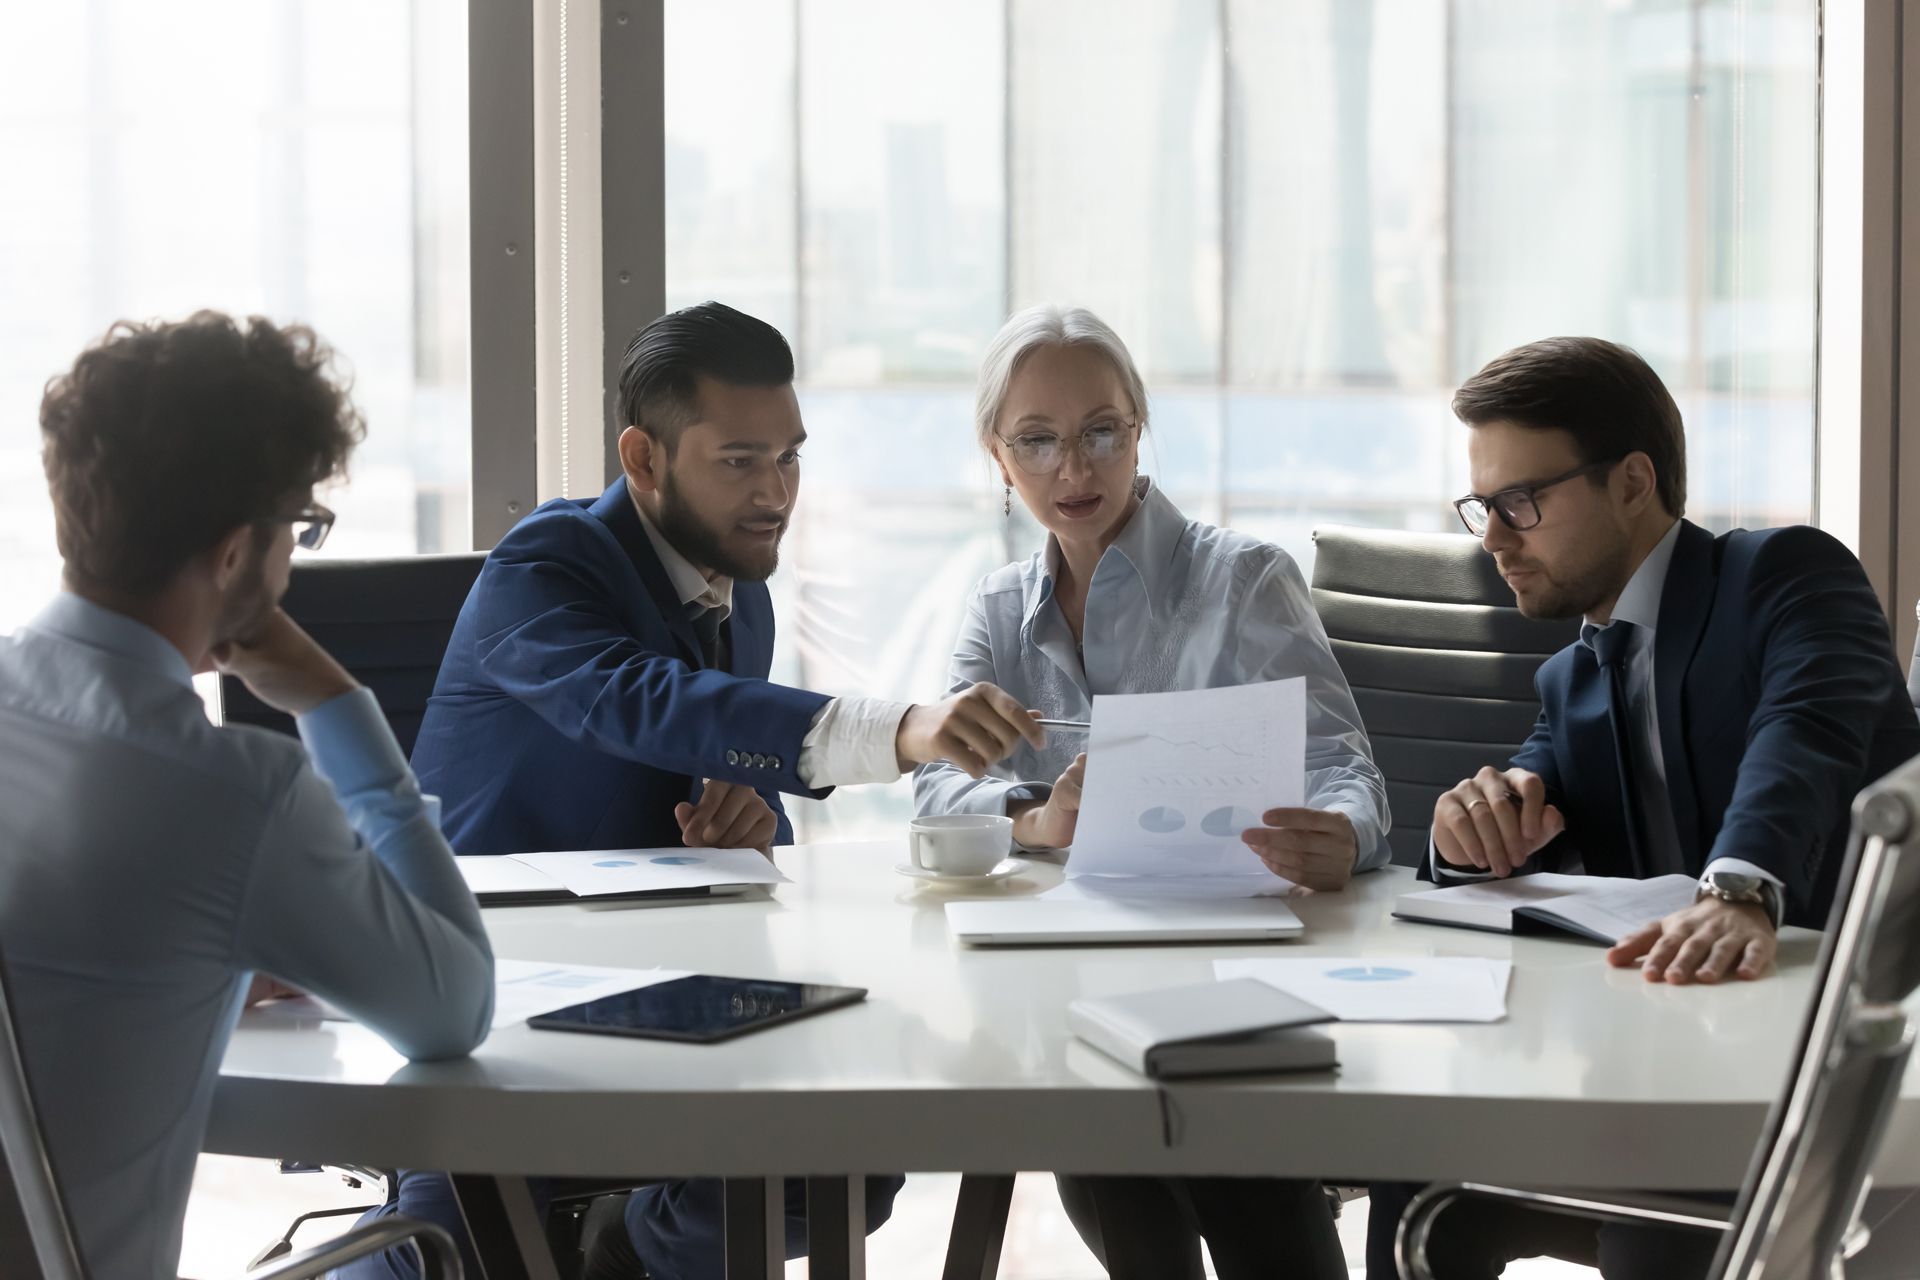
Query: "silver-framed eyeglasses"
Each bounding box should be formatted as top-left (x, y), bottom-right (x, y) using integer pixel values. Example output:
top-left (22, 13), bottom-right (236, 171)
top-left (1452, 459), bottom-right (1622, 536)
top-left (266, 502), bottom-right (336, 551)
top-left (994, 418), bottom-right (1139, 475)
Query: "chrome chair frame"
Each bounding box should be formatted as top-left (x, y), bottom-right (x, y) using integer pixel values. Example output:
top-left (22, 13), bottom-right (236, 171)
top-left (0, 943), bottom-right (464, 1280)
top-left (1397, 752), bottom-right (1920, 1279)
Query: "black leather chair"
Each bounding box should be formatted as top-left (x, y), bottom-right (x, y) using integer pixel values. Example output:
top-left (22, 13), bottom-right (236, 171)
top-left (219, 554), bottom-right (487, 752)
top-left (1309, 526), bottom-right (1579, 867)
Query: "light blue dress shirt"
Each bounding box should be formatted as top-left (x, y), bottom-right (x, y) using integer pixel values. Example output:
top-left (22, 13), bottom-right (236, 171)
top-left (914, 480), bottom-right (1391, 871)
top-left (0, 594), bottom-right (494, 1280)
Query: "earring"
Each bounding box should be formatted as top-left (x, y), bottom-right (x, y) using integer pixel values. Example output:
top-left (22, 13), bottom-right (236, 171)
top-left (1004, 485), bottom-right (1012, 517)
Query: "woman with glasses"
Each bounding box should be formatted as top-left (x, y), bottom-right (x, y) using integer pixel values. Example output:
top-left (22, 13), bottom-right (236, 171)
top-left (913, 304), bottom-right (1388, 1280)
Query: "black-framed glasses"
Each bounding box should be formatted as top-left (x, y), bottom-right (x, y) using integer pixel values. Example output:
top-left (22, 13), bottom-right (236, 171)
top-left (1452, 459), bottom-right (1622, 536)
top-left (264, 502), bottom-right (336, 551)
top-left (994, 418), bottom-right (1139, 475)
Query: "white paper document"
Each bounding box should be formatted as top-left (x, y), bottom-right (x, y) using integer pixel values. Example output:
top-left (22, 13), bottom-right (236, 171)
top-left (1068, 678), bottom-right (1306, 886)
top-left (267, 959), bottom-right (687, 1030)
top-left (1214, 956), bottom-right (1513, 1023)
top-left (488, 958), bottom-right (686, 1028)
top-left (505, 847), bottom-right (789, 897)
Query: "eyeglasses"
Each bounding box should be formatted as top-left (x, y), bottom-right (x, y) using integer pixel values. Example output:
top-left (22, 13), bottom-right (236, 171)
top-left (994, 419), bottom-right (1138, 475)
top-left (264, 502), bottom-right (336, 551)
top-left (1452, 459), bottom-right (1622, 537)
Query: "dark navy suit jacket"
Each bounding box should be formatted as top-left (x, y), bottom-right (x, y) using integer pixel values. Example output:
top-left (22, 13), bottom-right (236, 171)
top-left (411, 480), bottom-right (832, 854)
top-left (1457, 520), bottom-right (1920, 926)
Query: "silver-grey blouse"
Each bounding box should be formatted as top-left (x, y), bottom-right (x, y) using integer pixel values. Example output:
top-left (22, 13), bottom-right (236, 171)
top-left (912, 478), bottom-right (1392, 871)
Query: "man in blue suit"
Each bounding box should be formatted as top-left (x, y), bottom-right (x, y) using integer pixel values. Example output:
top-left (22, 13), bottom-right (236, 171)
top-left (1367, 337), bottom-right (1920, 1280)
top-left (343, 302), bottom-right (1043, 1280)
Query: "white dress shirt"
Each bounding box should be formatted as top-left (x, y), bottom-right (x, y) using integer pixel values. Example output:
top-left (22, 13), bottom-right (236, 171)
top-left (0, 594), bottom-right (494, 1280)
top-left (630, 495), bottom-right (909, 787)
top-left (1432, 519), bottom-right (1782, 891)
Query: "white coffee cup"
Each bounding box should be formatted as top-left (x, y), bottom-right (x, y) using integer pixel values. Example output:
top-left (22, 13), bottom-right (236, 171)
top-left (908, 814), bottom-right (1013, 877)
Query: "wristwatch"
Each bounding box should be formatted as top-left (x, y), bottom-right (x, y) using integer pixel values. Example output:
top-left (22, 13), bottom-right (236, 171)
top-left (1695, 869), bottom-right (1783, 930)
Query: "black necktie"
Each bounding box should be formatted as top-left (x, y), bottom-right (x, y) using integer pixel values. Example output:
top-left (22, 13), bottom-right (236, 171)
top-left (691, 605), bottom-right (725, 671)
top-left (1589, 620), bottom-right (1647, 876)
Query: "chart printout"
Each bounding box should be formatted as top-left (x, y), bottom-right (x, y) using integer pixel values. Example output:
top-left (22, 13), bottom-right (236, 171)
top-left (1068, 677), bottom-right (1306, 880)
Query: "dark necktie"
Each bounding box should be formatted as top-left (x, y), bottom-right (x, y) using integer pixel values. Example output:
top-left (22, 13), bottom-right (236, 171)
top-left (691, 604), bottom-right (725, 671)
top-left (1589, 620), bottom-right (1647, 876)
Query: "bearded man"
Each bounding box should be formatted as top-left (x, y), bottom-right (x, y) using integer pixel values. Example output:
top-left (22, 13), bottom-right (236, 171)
top-left (348, 302), bottom-right (1040, 1280)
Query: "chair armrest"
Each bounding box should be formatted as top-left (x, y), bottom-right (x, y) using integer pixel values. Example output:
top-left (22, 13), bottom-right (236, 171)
top-left (1396, 1183), bottom-right (1733, 1280)
top-left (242, 1214), bottom-right (462, 1280)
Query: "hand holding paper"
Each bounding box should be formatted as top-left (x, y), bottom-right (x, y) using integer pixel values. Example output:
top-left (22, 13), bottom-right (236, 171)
top-left (1069, 677), bottom-right (1307, 890)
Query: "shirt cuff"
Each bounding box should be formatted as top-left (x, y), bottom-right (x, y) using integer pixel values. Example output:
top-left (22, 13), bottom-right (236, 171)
top-left (1701, 857), bottom-right (1785, 893)
top-left (295, 687), bottom-right (412, 799)
top-left (797, 696), bottom-right (914, 788)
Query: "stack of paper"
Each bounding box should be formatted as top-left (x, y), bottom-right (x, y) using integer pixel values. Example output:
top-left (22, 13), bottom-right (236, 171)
top-left (1213, 956), bottom-right (1512, 1023)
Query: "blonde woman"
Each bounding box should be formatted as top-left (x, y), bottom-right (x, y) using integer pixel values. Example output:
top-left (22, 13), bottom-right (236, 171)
top-left (914, 305), bottom-right (1389, 1279)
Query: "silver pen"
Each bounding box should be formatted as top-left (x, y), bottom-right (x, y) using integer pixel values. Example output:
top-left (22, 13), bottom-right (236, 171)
top-left (1034, 718), bottom-right (1092, 732)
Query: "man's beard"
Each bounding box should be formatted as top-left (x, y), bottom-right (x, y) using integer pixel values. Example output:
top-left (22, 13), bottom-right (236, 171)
top-left (210, 540), bottom-right (279, 648)
top-left (654, 467), bottom-right (784, 582)
top-left (1508, 535), bottom-right (1633, 621)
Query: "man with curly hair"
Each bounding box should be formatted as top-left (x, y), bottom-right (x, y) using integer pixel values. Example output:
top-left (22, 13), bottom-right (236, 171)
top-left (0, 311), bottom-right (495, 1280)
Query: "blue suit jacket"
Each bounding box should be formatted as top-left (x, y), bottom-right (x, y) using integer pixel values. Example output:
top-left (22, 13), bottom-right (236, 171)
top-left (411, 480), bottom-right (832, 854)
top-left (1474, 520), bottom-right (1920, 926)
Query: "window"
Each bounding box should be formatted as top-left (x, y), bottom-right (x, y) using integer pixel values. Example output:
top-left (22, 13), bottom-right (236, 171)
top-left (663, 0), bottom-right (1820, 840)
top-left (0, 0), bottom-right (472, 635)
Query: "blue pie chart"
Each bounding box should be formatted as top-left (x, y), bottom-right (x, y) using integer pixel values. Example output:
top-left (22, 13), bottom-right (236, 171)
top-left (649, 855), bottom-right (702, 866)
top-left (593, 859), bottom-right (639, 868)
top-left (1201, 806), bottom-right (1259, 837)
top-left (1137, 806), bottom-right (1186, 834)
top-left (1325, 966), bottom-right (1414, 982)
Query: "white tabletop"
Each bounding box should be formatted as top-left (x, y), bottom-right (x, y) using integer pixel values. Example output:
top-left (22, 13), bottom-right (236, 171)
top-left (211, 843), bottom-right (1920, 1190)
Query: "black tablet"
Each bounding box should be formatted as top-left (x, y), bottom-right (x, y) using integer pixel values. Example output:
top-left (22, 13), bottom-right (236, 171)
top-left (526, 974), bottom-right (867, 1043)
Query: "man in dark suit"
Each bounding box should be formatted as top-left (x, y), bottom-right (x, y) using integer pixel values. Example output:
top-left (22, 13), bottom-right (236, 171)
top-left (1367, 336), bottom-right (1920, 1280)
top-left (342, 303), bottom-right (1043, 1280)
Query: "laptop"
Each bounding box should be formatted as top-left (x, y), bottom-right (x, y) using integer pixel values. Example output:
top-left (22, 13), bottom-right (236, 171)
top-left (944, 893), bottom-right (1305, 946)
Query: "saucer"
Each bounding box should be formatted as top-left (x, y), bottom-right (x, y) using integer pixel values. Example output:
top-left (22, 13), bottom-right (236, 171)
top-left (894, 857), bottom-right (1032, 886)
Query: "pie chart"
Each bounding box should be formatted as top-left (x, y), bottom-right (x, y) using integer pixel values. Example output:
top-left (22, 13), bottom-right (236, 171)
top-left (1201, 806), bottom-right (1259, 837)
top-left (1137, 806), bottom-right (1186, 834)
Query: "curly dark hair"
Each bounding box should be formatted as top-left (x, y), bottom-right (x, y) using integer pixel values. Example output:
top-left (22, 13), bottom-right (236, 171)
top-left (39, 311), bottom-right (366, 596)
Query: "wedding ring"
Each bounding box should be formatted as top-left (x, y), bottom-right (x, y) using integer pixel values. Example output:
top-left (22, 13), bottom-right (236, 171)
top-left (1465, 798), bottom-right (1490, 812)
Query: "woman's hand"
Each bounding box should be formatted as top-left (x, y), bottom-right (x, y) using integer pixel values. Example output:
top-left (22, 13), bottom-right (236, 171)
top-left (1010, 753), bottom-right (1087, 850)
top-left (1242, 807), bottom-right (1358, 890)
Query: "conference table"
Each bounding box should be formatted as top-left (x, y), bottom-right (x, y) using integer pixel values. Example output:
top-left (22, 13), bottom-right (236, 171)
top-left (210, 843), bottom-right (1920, 1279)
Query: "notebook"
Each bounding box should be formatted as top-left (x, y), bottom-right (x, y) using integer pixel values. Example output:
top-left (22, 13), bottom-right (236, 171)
top-left (945, 893), bottom-right (1305, 946)
top-left (1068, 977), bottom-right (1336, 1079)
top-left (1392, 872), bottom-right (1699, 945)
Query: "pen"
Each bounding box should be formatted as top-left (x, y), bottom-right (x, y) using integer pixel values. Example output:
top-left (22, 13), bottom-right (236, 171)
top-left (1034, 718), bottom-right (1092, 732)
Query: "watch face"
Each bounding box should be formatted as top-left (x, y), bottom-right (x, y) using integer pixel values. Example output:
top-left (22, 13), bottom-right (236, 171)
top-left (1704, 871), bottom-right (1763, 896)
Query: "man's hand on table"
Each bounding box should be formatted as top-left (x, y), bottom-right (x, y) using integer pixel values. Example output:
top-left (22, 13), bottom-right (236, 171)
top-left (676, 780), bottom-right (779, 855)
top-left (1242, 808), bottom-right (1358, 891)
top-left (1607, 896), bottom-right (1776, 984)
top-left (1433, 766), bottom-right (1565, 876)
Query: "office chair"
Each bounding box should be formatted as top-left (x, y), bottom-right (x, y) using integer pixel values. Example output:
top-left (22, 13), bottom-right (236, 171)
top-left (219, 553), bottom-right (487, 754)
top-left (1309, 525), bottom-right (1579, 867)
top-left (1907, 600), bottom-right (1918, 718)
top-left (0, 942), bottom-right (463, 1280)
top-left (1397, 748), bottom-right (1920, 1279)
